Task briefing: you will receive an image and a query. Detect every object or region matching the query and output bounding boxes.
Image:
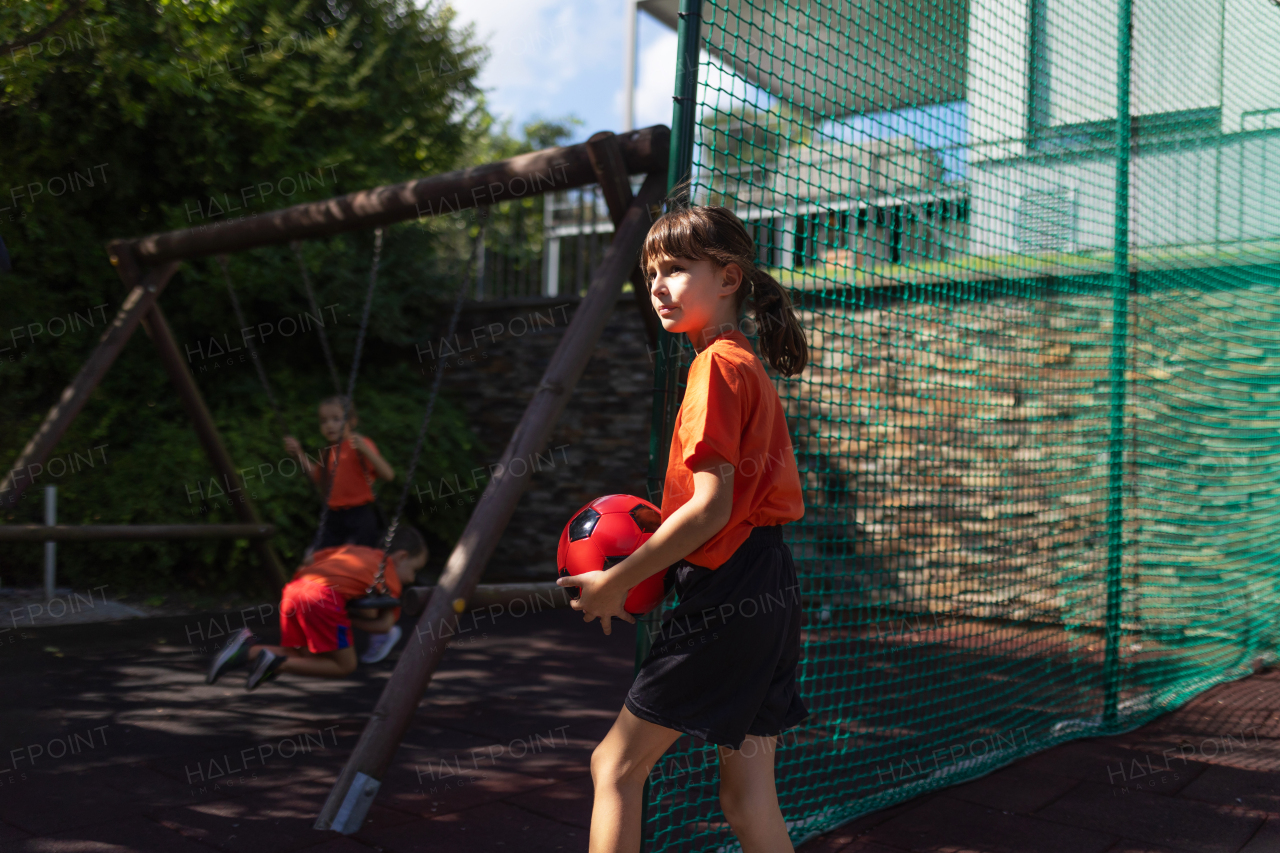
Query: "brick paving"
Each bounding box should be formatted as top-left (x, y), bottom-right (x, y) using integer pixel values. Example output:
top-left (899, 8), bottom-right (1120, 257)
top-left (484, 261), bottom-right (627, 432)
top-left (798, 669), bottom-right (1280, 853)
top-left (0, 607), bottom-right (1276, 852)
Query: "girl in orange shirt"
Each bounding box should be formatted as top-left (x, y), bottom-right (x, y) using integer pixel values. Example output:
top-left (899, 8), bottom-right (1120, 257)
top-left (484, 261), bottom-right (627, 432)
top-left (557, 206), bottom-right (809, 852)
top-left (283, 396), bottom-right (395, 549)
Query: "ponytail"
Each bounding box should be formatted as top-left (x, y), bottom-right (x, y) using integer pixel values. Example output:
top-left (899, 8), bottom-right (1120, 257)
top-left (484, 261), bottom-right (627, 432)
top-left (641, 204), bottom-right (809, 377)
top-left (747, 269), bottom-right (808, 377)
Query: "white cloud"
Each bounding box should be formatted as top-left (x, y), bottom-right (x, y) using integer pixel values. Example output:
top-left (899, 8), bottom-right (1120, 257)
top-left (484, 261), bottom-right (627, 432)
top-left (632, 27), bottom-right (677, 129)
top-left (445, 0), bottom-right (625, 136)
top-left (436, 1), bottom-right (773, 141)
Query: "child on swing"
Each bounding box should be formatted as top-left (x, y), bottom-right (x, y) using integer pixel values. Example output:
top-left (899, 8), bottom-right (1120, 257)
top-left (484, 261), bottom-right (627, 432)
top-left (556, 206), bottom-right (809, 852)
top-left (283, 395), bottom-right (395, 550)
top-left (207, 525), bottom-right (427, 689)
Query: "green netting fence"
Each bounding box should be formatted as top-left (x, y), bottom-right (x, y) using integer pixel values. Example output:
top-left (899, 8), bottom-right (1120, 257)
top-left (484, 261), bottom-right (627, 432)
top-left (640, 0), bottom-right (1280, 848)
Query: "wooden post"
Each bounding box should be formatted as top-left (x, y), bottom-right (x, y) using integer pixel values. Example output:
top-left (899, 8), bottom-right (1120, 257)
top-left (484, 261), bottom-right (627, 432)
top-left (314, 170), bottom-right (666, 834)
top-left (586, 131), bottom-right (662, 349)
top-left (400, 580), bottom-right (571, 616)
top-left (0, 261), bottom-right (180, 511)
top-left (140, 303), bottom-right (289, 590)
top-left (0, 523), bottom-right (275, 541)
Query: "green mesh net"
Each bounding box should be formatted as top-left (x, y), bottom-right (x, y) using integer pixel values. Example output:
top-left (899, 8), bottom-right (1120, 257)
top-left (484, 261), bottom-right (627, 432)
top-left (641, 0), bottom-right (1280, 848)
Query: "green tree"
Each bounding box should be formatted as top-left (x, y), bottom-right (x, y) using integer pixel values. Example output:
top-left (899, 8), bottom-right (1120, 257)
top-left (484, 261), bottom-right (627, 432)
top-left (0, 0), bottom-right (506, 595)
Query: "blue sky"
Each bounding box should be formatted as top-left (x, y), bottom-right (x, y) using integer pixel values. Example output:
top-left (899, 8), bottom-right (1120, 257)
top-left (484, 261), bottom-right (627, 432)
top-left (447, 0), bottom-right (682, 142)
top-left (445, 0), bottom-right (966, 171)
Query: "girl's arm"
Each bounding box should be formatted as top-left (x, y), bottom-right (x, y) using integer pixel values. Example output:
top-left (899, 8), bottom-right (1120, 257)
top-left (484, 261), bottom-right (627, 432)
top-left (284, 436), bottom-right (324, 491)
top-left (351, 434), bottom-right (395, 481)
top-left (557, 453), bottom-right (735, 635)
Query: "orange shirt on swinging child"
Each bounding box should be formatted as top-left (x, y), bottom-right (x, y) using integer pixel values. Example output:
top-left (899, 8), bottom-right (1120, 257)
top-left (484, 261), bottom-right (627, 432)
top-left (309, 438), bottom-right (379, 509)
top-left (661, 329), bottom-right (805, 569)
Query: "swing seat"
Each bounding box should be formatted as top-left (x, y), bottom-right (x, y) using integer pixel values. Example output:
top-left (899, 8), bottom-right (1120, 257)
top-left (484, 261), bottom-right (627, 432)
top-left (347, 593), bottom-right (402, 611)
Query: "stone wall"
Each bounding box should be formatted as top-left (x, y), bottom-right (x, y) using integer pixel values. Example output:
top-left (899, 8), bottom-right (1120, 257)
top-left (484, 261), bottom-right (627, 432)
top-left (785, 289), bottom-right (1115, 624)
top-left (435, 279), bottom-right (1280, 633)
top-left (786, 277), bottom-right (1280, 629)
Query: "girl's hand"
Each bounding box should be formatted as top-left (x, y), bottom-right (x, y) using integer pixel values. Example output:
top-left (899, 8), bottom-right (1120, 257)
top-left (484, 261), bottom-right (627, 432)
top-left (557, 569), bottom-right (635, 636)
top-left (283, 436), bottom-right (302, 457)
top-left (350, 434), bottom-right (368, 454)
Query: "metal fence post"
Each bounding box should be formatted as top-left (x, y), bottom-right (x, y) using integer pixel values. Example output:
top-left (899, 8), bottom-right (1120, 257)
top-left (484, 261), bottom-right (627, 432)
top-left (1103, 0), bottom-right (1133, 729)
top-left (637, 0), bottom-right (702, 844)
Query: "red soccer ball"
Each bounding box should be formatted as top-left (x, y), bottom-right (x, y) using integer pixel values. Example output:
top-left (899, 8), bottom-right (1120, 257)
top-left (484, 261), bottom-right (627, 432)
top-left (557, 494), bottom-right (668, 615)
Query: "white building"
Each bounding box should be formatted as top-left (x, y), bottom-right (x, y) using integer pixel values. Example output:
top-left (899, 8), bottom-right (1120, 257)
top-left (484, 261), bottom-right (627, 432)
top-left (630, 0), bottom-right (1280, 279)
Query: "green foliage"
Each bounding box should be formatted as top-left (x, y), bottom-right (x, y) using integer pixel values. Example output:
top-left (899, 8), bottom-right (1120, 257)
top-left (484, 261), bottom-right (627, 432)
top-left (0, 0), bottom-right (525, 594)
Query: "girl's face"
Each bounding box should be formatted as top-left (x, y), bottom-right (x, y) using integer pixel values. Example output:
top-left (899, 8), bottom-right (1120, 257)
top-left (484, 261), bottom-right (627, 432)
top-left (648, 253), bottom-right (743, 348)
top-left (318, 403), bottom-right (354, 443)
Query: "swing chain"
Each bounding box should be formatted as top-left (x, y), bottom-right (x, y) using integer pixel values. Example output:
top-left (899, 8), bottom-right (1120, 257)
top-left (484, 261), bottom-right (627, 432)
top-left (310, 227), bottom-right (384, 558)
top-left (363, 217), bottom-right (486, 596)
top-left (290, 240), bottom-right (344, 396)
top-left (217, 255), bottom-right (291, 441)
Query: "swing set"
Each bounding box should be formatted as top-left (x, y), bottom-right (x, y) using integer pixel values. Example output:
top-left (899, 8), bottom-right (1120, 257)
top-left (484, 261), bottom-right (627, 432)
top-left (216, 222), bottom-right (474, 611)
top-left (0, 125), bottom-right (669, 829)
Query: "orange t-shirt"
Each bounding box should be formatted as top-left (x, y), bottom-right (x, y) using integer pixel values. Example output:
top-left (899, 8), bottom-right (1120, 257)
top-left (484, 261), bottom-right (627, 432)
top-left (661, 329), bottom-right (805, 569)
top-left (294, 545), bottom-right (403, 615)
top-left (311, 438), bottom-right (379, 509)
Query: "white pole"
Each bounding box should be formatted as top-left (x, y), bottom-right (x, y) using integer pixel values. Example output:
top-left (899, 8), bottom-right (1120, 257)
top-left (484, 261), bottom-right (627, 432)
top-left (44, 485), bottom-right (56, 601)
top-left (622, 0), bottom-right (638, 132)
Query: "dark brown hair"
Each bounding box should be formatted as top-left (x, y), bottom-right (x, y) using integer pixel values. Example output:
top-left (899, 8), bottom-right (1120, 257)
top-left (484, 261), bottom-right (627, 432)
top-left (388, 524), bottom-right (426, 559)
top-left (319, 395), bottom-right (357, 421)
top-left (640, 205), bottom-right (808, 376)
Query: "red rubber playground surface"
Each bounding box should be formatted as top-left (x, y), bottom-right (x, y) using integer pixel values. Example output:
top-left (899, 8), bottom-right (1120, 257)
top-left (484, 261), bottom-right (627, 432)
top-left (0, 605), bottom-right (1276, 852)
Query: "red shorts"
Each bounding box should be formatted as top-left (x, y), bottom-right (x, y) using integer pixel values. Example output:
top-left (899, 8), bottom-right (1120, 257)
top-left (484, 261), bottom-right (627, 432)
top-left (279, 578), bottom-right (352, 654)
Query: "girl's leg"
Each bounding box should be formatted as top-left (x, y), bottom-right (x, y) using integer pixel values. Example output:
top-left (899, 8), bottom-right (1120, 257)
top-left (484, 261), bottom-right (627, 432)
top-left (717, 735), bottom-right (794, 853)
top-left (590, 706), bottom-right (683, 853)
top-left (248, 644), bottom-right (357, 677)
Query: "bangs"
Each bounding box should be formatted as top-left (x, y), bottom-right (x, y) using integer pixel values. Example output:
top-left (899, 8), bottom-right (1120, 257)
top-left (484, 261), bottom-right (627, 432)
top-left (640, 209), bottom-right (715, 279)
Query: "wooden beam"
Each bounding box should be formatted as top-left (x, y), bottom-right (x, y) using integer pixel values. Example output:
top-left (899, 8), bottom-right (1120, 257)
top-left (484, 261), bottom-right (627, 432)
top-left (0, 524), bottom-right (275, 542)
top-left (111, 126), bottom-right (670, 264)
top-left (586, 131), bottom-right (662, 349)
top-left (140, 304), bottom-right (289, 590)
top-left (0, 261), bottom-right (181, 511)
top-left (314, 170), bottom-right (667, 834)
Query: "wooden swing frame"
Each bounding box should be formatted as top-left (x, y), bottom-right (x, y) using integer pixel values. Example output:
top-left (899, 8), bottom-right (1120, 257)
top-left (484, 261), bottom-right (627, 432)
top-left (0, 127), bottom-right (668, 592)
top-left (0, 127), bottom-right (670, 833)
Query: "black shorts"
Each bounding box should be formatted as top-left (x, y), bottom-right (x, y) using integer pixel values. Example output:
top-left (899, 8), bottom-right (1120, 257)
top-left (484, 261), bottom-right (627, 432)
top-left (317, 504), bottom-right (382, 549)
top-left (625, 525), bottom-right (808, 749)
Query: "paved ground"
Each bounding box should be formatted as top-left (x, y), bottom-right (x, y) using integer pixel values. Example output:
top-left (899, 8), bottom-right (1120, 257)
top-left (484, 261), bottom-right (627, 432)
top-left (0, 604), bottom-right (1276, 852)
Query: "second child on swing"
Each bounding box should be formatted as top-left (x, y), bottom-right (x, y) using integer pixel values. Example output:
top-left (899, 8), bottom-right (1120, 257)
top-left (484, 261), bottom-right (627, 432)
top-left (284, 396), bottom-right (401, 663)
top-left (284, 395), bottom-right (394, 550)
top-left (557, 205), bottom-right (809, 852)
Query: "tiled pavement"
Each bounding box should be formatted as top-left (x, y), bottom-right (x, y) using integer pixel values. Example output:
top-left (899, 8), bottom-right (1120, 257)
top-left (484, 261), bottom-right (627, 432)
top-left (0, 607), bottom-right (1276, 852)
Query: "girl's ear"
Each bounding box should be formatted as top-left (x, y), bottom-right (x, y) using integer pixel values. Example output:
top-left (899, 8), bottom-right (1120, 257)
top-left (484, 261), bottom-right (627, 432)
top-left (720, 262), bottom-right (745, 295)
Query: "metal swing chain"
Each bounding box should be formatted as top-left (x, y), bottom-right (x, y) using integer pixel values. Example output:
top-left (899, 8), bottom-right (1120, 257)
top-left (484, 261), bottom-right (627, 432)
top-left (309, 227), bottom-right (384, 557)
top-left (364, 212), bottom-right (487, 596)
top-left (216, 254), bottom-right (291, 441)
top-left (290, 240), bottom-right (344, 396)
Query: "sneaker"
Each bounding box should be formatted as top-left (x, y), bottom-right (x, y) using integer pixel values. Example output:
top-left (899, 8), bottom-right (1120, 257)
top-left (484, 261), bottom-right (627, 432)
top-left (360, 625), bottom-right (402, 664)
top-left (246, 649), bottom-right (286, 690)
top-left (207, 628), bottom-right (258, 685)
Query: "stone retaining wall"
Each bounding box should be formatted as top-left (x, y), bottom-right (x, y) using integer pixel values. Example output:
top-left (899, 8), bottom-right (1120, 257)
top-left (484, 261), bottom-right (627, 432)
top-left (442, 279), bottom-right (1280, 633)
